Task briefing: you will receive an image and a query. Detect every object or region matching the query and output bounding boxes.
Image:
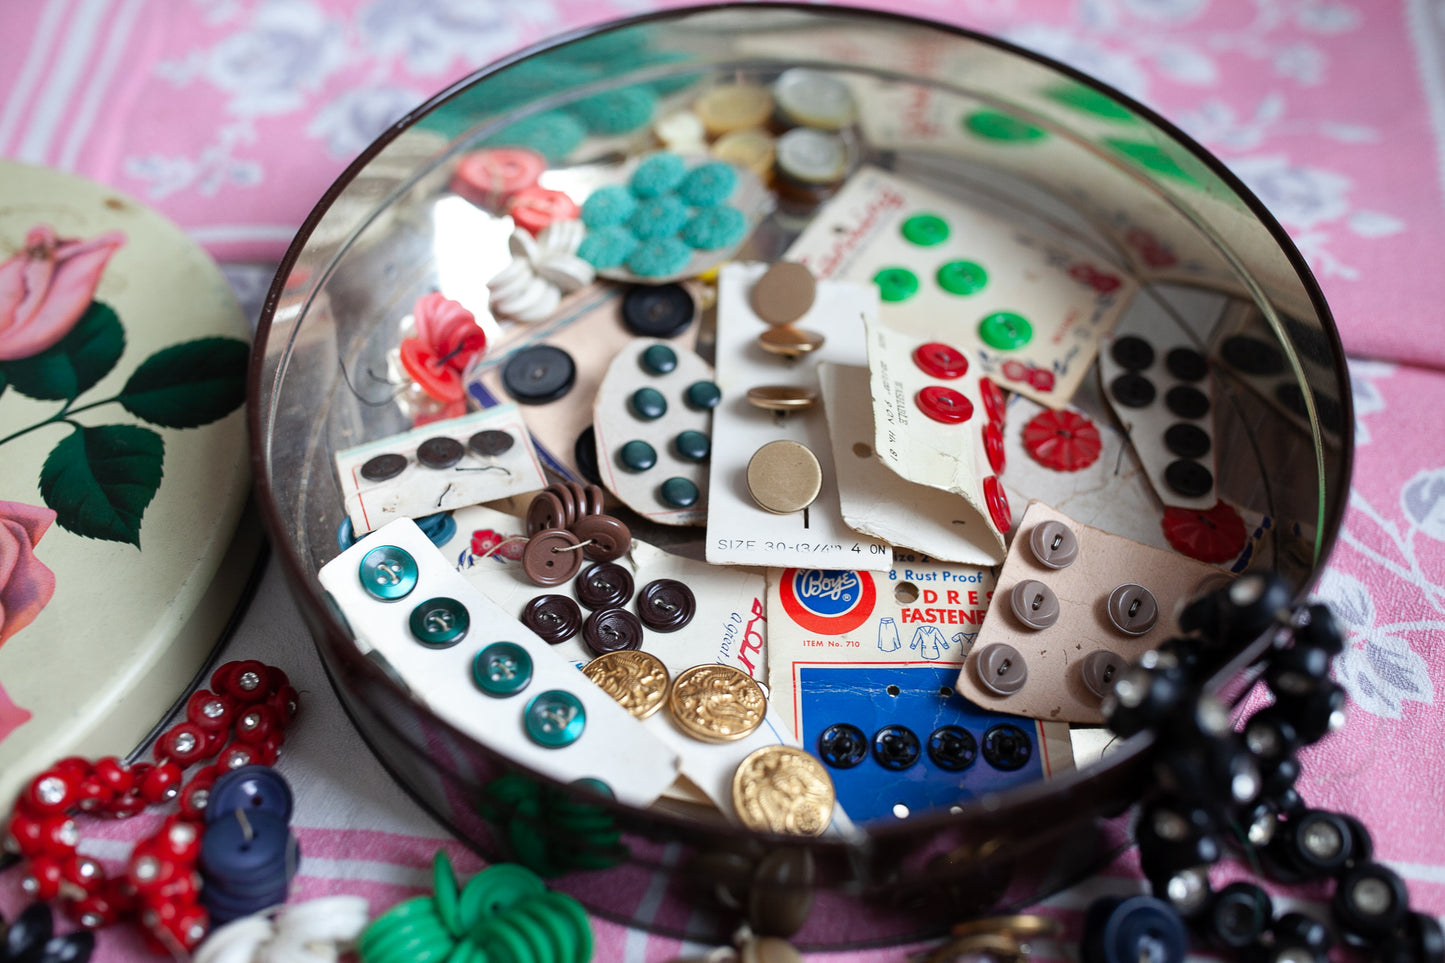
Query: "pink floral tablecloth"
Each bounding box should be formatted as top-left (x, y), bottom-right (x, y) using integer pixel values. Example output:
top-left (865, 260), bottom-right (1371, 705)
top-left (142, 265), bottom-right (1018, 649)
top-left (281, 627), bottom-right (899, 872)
top-left (2, 1), bottom-right (1443, 960)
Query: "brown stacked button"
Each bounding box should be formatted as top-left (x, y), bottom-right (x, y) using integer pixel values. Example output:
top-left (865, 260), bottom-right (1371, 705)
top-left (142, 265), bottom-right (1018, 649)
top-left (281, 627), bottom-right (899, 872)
top-left (582, 607), bottom-right (645, 656)
top-left (575, 562), bottom-right (635, 610)
top-left (526, 491), bottom-right (568, 535)
top-left (521, 528), bottom-right (584, 586)
top-left (574, 513), bottom-right (630, 561)
top-left (637, 579), bottom-right (695, 633)
top-left (521, 594), bottom-right (583, 644)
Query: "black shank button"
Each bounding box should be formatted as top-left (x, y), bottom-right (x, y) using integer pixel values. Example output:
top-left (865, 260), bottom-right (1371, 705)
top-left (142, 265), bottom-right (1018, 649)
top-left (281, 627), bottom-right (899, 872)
top-left (502, 345), bottom-right (577, 404)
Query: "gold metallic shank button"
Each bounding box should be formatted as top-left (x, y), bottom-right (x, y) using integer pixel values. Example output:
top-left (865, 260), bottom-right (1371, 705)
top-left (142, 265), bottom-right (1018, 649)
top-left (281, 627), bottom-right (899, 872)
top-left (667, 664), bottom-right (767, 742)
top-left (582, 650), bottom-right (670, 720)
top-left (730, 745), bottom-right (835, 836)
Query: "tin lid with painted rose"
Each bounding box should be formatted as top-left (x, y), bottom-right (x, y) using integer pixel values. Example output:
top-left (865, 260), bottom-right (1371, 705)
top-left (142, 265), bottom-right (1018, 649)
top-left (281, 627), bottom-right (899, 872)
top-left (0, 161), bottom-right (259, 808)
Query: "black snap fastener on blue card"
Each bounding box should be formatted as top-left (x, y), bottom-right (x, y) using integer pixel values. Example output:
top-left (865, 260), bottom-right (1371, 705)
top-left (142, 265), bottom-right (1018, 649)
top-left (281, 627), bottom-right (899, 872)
top-left (1110, 335), bottom-right (1155, 371)
top-left (205, 765), bottom-right (294, 825)
top-left (1109, 372), bottom-right (1156, 408)
top-left (622, 283), bottom-right (694, 338)
top-left (816, 723), bottom-right (868, 769)
top-left (926, 725), bottom-right (978, 772)
top-left (871, 724), bottom-right (921, 771)
top-left (981, 723), bottom-right (1032, 771)
top-left (1082, 895), bottom-right (1188, 963)
top-left (502, 344), bottom-right (577, 404)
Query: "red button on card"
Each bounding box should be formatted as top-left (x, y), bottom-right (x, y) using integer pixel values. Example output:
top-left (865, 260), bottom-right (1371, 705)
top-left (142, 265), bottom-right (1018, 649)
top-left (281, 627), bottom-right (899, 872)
top-left (983, 475), bottom-right (1011, 533)
top-left (453, 148), bottom-right (546, 207)
top-left (979, 377), bottom-right (1006, 424)
top-left (916, 385), bottom-right (973, 424)
top-left (983, 421), bottom-right (1006, 474)
top-left (507, 187), bottom-right (579, 236)
top-left (912, 342), bottom-right (968, 379)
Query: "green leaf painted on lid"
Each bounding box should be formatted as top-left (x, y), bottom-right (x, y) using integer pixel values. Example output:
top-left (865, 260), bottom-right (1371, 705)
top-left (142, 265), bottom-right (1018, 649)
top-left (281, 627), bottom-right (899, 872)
top-left (39, 424), bottom-right (164, 546)
top-left (1045, 83), bottom-right (1137, 123)
top-left (0, 301), bottom-right (124, 401)
top-left (1105, 138), bottom-right (1200, 185)
top-left (118, 337), bottom-right (248, 428)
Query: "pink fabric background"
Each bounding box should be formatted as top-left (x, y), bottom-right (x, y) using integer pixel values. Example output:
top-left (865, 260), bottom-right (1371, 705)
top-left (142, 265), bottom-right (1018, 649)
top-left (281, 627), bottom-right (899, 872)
top-left (2, 0), bottom-right (1443, 960)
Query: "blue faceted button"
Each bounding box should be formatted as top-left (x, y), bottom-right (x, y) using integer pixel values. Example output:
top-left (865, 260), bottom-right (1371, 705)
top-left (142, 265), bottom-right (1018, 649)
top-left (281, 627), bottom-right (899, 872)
top-left (359, 545), bottom-right (418, 600)
top-left (524, 690), bottom-right (587, 748)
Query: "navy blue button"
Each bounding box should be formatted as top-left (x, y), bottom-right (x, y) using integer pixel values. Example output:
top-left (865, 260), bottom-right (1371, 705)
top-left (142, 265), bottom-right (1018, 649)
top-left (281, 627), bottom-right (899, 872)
top-left (1082, 896), bottom-right (1187, 963)
top-left (622, 284), bottom-right (694, 338)
top-left (981, 723), bottom-right (1033, 771)
top-left (871, 724), bottom-right (921, 771)
top-left (205, 765), bottom-right (294, 826)
top-left (199, 809), bottom-right (297, 893)
top-left (816, 723), bottom-right (868, 769)
top-left (200, 876), bottom-right (292, 924)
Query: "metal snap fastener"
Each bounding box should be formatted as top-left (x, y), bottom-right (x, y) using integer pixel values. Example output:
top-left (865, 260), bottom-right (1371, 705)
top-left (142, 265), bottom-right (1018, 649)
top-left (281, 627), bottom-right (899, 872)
top-left (523, 690), bottom-right (587, 748)
top-left (467, 429), bottom-right (515, 457)
top-left (1028, 520), bottom-right (1079, 569)
top-left (408, 597), bottom-right (469, 648)
top-left (927, 726), bottom-right (978, 772)
top-left (358, 545), bottom-right (418, 601)
top-left (636, 578), bottom-right (696, 632)
top-left (1081, 649), bottom-right (1126, 699)
top-left (575, 562), bottom-right (634, 610)
top-left (871, 725), bottom-right (921, 771)
top-left (1009, 579), bottom-right (1059, 630)
top-left (981, 723), bottom-right (1033, 771)
top-left (746, 440), bottom-right (822, 514)
top-left (974, 643), bottom-right (1028, 695)
top-left (521, 594), bottom-right (582, 645)
top-left (750, 261), bottom-right (816, 326)
top-left (472, 642), bottom-right (533, 697)
top-left (416, 436), bottom-right (465, 469)
top-left (1107, 583), bottom-right (1160, 635)
top-left (360, 453), bottom-right (407, 482)
top-left (581, 607), bottom-right (644, 656)
top-left (816, 723), bottom-right (868, 769)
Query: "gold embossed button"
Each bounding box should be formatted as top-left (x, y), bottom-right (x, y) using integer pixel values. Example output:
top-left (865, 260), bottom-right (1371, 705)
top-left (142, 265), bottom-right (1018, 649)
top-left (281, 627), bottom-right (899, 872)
top-left (758, 326), bottom-right (826, 360)
top-left (730, 745), bottom-right (835, 837)
top-left (668, 664), bottom-right (766, 743)
top-left (746, 440), bottom-right (822, 514)
top-left (745, 385), bottom-right (817, 412)
top-left (582, 650), bottom-right (670, 720)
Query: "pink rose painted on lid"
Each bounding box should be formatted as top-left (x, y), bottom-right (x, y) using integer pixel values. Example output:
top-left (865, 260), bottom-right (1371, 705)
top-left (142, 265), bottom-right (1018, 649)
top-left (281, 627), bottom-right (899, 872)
top-left (0, 225), bottom-right (125, 361)
top-left (0, 500), bottom-right (57, 747)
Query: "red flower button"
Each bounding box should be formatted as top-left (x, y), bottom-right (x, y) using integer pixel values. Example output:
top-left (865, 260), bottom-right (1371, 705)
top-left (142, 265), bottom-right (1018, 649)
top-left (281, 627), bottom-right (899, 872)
top-left (1021, 409), bottom-right (1103, 472)
top-left (1162, 501), bottom-right (1247, 564)
top-left (507, 187), bottom-right (580, 236)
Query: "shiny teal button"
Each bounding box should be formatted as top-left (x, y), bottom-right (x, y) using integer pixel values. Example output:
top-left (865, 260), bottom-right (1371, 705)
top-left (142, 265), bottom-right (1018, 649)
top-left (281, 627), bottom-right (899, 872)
top-left (640, 344), bottom-right (677, 375)
top-left (660, 477), bottom-right (699, 508)
top-left (630, 387), bottom-right (667, 420)
top-left (873, 267), bottom-right (919, 303)
top-left (978, 311), bottom-right (1033, 350)
top-left (524, 690), bottom-right (587, 748)
top-left (359, 545), bottom-right (418, 601)
top-left (409, 597), bottom-right (469, 648)
top-left (472, 642), bottom-right (533, 697)
top-left (673, 430), bottom-right (710, 462)
top-left (618, 440), bottom-right (657, 472)
top-left (685, 380), bottom-right (721, 410)
top-left (571, 777), bottom-right (614, 798)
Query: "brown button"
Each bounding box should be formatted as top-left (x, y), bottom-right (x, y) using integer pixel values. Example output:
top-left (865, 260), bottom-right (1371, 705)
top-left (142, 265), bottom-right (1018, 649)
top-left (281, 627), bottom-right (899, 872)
top-left (521, 594), bottom-right (583, 645)
top-left (574, 513), bottom-right (631, 561)
top-left (360, 452), bottom-right (408, 482)
top-left (575, 561), bottom-right (634, 610)
top-left (746, 441), bottom-right (822, 514)
top-left (521, 528), bottom-right (584, 586)
top-left (541, 483), bottom-right (579, 527)
top-left (1106, 583), bottom-right (1159, 635)
top-left (525, 491), bottom-right (567, 536)
top-left (582, 607), bottom-right (644, 655)
top-left (637, 579), bottom-right (696, 632)
top-left (467, 429), bottom-right (515, 457)
top-left (745, 385), bottom-right (817, 412)
top-left (583, 483), bottom-right (606, 517)
top-left (750, 262), bottom-right (817, 326)
top-left (758, 326), bottom-right (826, 360)
top-left (1028, 520), bottom-right (1079, 570)
top-left (1081, 649), bottom-right (1125, 699)
top-left (564, 481), bottom-right (589, 522)
top-left (417, 436), bottom-right (465, 469)
top-left (1009, 579), bottom-right (1059, 630)
top-left (974, 643), bottom-right (1028, 695)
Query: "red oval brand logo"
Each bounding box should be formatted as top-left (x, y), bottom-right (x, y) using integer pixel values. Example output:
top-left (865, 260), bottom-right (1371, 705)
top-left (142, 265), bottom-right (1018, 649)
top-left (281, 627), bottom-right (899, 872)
top-left (779, 568), bottom-right (876, 635)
